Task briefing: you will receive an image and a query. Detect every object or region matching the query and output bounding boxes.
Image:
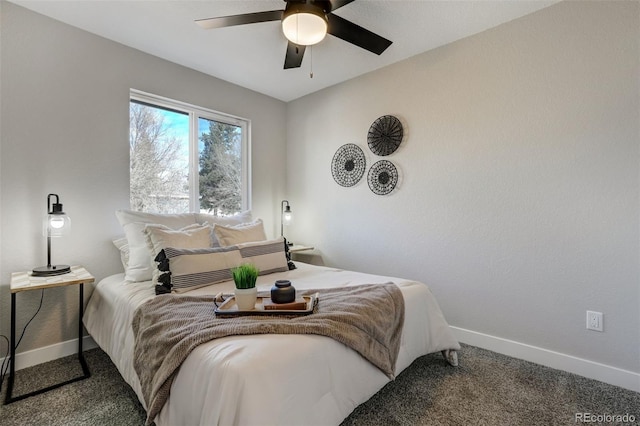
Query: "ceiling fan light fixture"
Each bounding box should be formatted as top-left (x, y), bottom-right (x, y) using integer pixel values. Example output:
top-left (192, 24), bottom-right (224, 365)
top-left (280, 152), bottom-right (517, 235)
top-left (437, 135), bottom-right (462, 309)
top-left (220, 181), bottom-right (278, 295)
top-left (282, 4), bottom-right (328, 46)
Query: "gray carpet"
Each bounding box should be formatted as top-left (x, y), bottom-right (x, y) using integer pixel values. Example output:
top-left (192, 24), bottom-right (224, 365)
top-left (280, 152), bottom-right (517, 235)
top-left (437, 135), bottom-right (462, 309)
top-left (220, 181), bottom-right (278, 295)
top-left (1, 344), bottom-right (638, 425)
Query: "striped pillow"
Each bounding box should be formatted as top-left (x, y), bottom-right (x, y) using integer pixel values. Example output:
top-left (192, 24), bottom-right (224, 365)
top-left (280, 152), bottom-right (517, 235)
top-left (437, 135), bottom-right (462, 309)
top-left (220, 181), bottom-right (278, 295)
top-left (155, 246), bottom-right (241, 294)
top-left (155, 237), bottom-right (288, 294)
top-left (237, 237), bottom-right (289, 276)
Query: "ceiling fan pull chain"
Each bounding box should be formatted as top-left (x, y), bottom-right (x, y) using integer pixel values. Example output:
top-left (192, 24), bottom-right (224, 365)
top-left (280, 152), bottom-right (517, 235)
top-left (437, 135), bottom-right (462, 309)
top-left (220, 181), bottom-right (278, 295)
top-left (310, 45), bottom-right (314, 78)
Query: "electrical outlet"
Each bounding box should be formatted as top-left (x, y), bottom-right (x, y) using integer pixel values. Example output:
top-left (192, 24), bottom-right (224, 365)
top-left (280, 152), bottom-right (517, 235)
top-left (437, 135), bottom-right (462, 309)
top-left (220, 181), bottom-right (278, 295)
top-left (586, 311), bottom-right (603, 332)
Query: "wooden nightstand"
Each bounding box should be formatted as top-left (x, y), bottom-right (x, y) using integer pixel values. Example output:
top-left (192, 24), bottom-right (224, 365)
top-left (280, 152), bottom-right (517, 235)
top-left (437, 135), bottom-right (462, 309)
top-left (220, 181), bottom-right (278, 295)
top-left (4, 265), bottom-right (95, 404)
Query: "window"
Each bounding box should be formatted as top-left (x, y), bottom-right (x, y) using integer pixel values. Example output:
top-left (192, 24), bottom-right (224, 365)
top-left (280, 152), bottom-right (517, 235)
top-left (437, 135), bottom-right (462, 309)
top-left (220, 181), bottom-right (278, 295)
top-left (129, 90), bottom-right (250, 215)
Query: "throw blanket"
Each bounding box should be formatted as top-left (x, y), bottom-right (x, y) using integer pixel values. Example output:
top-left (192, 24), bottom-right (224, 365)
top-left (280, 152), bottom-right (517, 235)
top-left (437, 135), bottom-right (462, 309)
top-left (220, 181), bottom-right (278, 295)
top-left (132, 283), bottom-right (405, 425)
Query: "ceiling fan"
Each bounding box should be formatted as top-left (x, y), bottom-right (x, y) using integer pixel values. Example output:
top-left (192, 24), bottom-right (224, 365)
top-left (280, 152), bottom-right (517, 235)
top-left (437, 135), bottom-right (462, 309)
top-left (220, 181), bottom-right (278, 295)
top-left (195, 0), bottom-right (392, 69)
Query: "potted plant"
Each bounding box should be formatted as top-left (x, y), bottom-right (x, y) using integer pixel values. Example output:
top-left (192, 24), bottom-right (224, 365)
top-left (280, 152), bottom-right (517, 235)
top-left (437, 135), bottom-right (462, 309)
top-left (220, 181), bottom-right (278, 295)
top-left (232, 263), bottom-right (259, 310)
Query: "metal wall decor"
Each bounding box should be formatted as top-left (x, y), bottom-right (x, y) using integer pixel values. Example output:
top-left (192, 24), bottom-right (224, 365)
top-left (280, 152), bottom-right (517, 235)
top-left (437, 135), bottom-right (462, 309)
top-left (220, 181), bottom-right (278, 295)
top-left (331, 143), bottom-right (366, 187)
top-left (367, 160), bottom-right (398, 195)
top-left (367, 115), bottom-right (403, 156)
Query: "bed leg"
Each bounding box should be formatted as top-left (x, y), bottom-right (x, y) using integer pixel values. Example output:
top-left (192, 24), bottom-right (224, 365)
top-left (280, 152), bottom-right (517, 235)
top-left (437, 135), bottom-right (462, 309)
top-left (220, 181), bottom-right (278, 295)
top-left (442, 349), bottom-right (458, 367)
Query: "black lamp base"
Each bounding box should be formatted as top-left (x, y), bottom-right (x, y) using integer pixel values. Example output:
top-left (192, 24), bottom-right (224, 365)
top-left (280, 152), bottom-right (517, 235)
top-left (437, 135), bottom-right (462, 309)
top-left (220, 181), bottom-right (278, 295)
top-left (32, 265), bottom-right (71, 276)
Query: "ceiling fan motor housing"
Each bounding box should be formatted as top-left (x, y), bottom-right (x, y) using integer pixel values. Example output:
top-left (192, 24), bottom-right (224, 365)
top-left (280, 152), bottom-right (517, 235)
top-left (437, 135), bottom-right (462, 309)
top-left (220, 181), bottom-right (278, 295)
top-left (284, 0), bottom-right (332, 16)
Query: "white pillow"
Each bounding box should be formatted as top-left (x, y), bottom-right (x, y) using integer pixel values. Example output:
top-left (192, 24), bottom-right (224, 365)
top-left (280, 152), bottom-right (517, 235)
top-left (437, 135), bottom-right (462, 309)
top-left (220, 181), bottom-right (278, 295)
top-left (195, 210), bottom-right (253, 246)
top-left (115, 210), bottom-right (197, 282)
top-left (144, 223), bottom-right (211, 258)
top-left (195, 210), bottom-right (252, 227)
top-left (213, 219), bottom-right (267, 247)
top-left (112, 237), bottom-right (129, 270)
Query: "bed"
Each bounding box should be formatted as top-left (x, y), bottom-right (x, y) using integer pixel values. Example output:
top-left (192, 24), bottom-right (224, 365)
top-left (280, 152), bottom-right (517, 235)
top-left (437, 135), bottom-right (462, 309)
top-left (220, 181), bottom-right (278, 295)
top-left (83, 210), bottom-right (460, 425)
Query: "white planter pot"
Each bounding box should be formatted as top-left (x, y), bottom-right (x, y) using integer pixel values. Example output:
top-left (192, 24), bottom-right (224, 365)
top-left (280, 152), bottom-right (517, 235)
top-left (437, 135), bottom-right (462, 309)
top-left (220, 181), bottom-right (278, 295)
top-left (234, 287), bottom-right (257, 310)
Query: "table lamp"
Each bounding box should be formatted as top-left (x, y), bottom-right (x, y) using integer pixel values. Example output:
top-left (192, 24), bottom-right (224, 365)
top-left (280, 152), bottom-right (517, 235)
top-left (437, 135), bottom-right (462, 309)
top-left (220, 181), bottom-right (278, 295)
top-left (32, 193), bottom-right (71, 276)
top-left (281, 200), bottom-right (293, 239)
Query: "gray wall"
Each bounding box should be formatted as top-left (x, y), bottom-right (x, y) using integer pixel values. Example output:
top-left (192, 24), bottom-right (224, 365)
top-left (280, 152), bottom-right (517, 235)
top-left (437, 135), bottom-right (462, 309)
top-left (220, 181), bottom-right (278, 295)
top-left (286, 1), bottom-right (639, 373)
top-left (0, 2), bottom-right (287, 354)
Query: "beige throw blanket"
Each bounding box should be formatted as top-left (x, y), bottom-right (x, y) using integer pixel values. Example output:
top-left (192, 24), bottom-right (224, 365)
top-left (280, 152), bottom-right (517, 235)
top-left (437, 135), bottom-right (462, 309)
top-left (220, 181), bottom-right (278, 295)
top-left (132, 283), bottom-right (405, 425)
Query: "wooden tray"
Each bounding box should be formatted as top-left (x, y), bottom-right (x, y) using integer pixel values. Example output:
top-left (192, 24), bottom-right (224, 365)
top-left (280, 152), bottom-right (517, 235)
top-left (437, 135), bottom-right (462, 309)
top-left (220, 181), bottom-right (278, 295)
top-left (215, 294), bottom-right (318, 317)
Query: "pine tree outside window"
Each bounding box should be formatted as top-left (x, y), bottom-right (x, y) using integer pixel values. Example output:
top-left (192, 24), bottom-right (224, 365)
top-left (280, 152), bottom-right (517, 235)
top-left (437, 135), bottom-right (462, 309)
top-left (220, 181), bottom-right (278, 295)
top-left (129, 90), bottom-right (250, 215)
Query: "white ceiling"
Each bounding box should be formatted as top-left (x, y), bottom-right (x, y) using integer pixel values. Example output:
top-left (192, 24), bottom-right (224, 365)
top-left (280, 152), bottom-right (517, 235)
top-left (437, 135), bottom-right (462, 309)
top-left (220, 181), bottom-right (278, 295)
top-left (10, 0), bottom-right (557, 102)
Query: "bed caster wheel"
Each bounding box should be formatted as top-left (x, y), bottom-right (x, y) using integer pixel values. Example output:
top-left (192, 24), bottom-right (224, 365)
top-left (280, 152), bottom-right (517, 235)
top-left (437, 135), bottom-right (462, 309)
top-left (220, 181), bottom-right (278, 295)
top-left (442, 349), bottom-right (458, 367)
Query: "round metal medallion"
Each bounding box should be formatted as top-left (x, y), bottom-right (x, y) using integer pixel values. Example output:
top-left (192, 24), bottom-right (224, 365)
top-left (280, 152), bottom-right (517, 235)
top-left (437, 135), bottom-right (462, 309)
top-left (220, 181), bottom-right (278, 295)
top-left (367, 160), bottom-right (398, 195)
top-left (331, 144), bottom-right (366, 187)
top-left (367, 115), bottom-right (403, 156)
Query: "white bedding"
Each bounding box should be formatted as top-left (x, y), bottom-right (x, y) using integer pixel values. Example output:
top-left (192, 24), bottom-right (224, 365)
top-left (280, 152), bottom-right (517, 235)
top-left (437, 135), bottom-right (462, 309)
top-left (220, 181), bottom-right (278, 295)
top-left (83, 262), bottom-right (460, 425)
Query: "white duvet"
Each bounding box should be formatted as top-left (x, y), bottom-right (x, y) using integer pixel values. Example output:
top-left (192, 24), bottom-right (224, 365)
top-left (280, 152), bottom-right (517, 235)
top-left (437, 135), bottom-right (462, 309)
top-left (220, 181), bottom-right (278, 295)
top-left (83, 262), bottom-right (460, 425)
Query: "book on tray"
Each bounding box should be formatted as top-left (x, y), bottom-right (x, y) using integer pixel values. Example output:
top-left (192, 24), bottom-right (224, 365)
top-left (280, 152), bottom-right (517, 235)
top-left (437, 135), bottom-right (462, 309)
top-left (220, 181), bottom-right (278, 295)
top-left (262, 297), bottom-right (308, 310)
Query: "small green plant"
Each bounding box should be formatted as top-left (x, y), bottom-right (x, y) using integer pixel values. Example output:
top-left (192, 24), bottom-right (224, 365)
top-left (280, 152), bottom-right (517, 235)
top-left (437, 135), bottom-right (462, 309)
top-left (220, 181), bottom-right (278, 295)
top-left (232, 263), bottom-right (259, 289)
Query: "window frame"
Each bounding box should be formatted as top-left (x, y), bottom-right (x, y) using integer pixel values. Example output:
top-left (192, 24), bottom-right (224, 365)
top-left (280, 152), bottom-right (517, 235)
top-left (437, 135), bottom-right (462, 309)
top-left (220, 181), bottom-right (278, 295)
top-left (130, 89), bottom-right (251, 213)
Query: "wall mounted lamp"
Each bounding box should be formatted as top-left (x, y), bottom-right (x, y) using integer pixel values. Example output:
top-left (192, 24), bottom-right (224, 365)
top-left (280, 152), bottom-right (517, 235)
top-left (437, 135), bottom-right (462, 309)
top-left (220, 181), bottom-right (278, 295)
top-left (32, 193), bottom-right (71, 276)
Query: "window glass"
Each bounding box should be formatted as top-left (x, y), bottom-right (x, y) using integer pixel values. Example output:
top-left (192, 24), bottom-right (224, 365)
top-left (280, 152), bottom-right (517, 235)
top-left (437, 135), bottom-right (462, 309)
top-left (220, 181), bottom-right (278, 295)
top-left (129, 91), bottom-right (250, 215)
top-left (129, 101), bottom-right (189, 213)
top-left (198, 117), bottom-right (243, 216)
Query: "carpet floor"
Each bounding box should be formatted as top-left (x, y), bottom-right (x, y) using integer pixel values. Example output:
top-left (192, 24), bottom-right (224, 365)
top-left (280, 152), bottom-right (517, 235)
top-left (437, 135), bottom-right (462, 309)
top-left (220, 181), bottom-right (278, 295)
top-left (1, 344), bottom-right (638, 425)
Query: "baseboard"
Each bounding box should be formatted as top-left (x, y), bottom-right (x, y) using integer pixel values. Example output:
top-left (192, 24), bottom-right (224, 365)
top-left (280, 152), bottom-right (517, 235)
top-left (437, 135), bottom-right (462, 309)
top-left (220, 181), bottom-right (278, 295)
top-left (0, 336), bottom-right (97, 371)
top-left (451, 326), bottom-right (640, 393)
top-left (3, 330), bottom-right (638, 393)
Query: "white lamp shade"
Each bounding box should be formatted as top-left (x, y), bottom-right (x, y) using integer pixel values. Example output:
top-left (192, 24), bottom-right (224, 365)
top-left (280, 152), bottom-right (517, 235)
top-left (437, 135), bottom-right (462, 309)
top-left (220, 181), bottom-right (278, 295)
top-left (43, 213), bottom-right (71, 237)
top-left (282, 12), bottom-right (327, 46)
top-left (282, 210), bottom-right (293, 226)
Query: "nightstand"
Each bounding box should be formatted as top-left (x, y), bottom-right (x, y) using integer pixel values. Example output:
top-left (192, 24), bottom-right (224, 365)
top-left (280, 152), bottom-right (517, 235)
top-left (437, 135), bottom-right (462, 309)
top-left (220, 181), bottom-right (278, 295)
top-left (4, 265), bottom-right (94, 404)
top-left (288, 244), bottom-right (314, 253)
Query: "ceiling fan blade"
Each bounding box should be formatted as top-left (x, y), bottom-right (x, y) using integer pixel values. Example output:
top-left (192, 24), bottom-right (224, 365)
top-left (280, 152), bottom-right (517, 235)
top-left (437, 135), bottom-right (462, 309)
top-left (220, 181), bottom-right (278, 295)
top-left (326, 13), bottom-right (392, 55)
top-left (328, 0), bottom-right (357, 11)
top-left (284, 41), bottom-right (306, 69)
top-left (195, 10), bottom-right (282, 30)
